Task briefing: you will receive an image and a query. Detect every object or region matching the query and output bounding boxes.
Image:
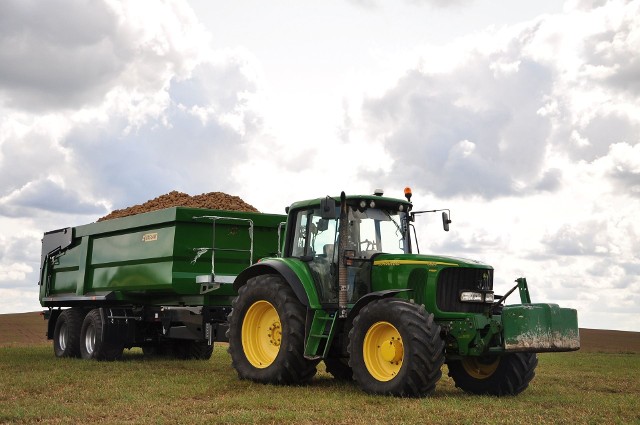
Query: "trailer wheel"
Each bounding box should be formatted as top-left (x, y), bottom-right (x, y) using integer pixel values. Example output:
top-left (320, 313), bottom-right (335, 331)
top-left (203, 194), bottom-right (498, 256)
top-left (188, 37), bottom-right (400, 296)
top-left (324, 357), bottom-right (353, 381)
top-left (228, 274), bottom-right (318, 385)
top-left (447, 352), bottom-right (538, 396)
top-left (53, 308), bottom-right (84, 358)
top-left (348, 298), bottom-right (444, 397)
top-left (79, 309), bottom-right (124, 361)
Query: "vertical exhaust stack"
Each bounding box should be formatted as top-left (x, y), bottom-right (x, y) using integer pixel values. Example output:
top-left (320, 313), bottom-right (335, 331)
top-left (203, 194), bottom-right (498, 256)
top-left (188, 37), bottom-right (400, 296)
top-left (338, 192), bottom-right (348, 319)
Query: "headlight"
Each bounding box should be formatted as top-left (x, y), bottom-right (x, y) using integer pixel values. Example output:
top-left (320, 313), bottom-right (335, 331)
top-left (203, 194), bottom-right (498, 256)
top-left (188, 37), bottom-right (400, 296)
top-left (460, 291), bottom-right (483, 302)
top-left (460, 291), bottom-right (494, 303)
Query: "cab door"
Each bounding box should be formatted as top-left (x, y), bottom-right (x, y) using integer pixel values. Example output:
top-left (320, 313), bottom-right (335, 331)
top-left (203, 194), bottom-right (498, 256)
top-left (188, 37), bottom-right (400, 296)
top-left (290, 208), bottom-right (338, 303)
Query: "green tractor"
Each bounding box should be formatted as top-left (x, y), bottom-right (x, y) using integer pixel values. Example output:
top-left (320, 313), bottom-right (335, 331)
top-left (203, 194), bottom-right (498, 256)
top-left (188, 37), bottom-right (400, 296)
top-left (227, 189), bottom-right (579, 397)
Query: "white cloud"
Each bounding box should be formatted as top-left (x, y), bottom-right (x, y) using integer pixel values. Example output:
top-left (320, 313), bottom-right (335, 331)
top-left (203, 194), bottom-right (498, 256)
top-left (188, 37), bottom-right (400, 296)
top-left (0, 263), bottom-right (32, 283)
top-left (0, 0), bottom-right (266, 215)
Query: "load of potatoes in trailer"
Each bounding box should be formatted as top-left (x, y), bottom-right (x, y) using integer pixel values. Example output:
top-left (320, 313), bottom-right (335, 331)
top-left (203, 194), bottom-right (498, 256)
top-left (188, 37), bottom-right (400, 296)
top-left (39, 189), bottom-right (579, 397)
top-left (97, 191), bottom-right (259, 221)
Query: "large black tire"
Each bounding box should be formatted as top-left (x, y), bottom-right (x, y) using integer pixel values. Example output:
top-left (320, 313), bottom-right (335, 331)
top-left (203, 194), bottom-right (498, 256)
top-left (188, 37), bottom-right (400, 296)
top-left (447, 352), bottom-right (538, 396)
top-left (348, 298), bottom-right (445, 397)
top-left (142, 343), bottom-right (173, 358)
top-left (53, 308), bottom-right (84, 358)
top-left (143, 341), bottom-right (213, 360)
top-left (227, 274), bottom-right (318, 385)
top-left (79, 309), bottom-right (124, 361)
top-left (175, 341), bottom-right (214, 360)
top-left (324, 356), bottom-right (353, 381)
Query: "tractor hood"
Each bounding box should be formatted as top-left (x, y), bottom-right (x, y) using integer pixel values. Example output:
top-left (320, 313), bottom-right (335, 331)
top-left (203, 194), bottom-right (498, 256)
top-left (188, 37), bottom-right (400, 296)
top-left (370, 253), bottom-right (493, 270)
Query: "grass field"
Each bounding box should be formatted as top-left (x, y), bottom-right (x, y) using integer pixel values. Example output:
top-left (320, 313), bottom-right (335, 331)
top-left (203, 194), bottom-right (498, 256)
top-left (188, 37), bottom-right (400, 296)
top-left (1, 313), bottom-right (639, 424)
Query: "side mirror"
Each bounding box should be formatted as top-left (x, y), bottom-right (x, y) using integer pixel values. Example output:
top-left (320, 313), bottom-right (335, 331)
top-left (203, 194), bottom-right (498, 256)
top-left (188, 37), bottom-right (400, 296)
top-left (320, 196), bottom-right (338, 219)
top-left (442, 211), bottom-right (452, 232)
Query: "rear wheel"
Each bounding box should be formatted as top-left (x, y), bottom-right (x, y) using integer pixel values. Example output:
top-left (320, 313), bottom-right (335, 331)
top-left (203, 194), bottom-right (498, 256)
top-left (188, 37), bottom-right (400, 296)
top-left (348, 298), bottom-right (444, 397)
top-left (142, 343), bottom-right (172, 358)
top-left (144, 341), bottom-right (213, 360)
top-left (227, 274), bottom-right (318, 384)
top-left (324, 356), bottom-right (353, 381)
top-left (79, 309), bottom-right (124, 361)
top-left (53, 308), bottom-right (84, 358)
top-left (447, 352), bottom-right (538, 396)
top-left (175, 341), bottom-right (213, 360)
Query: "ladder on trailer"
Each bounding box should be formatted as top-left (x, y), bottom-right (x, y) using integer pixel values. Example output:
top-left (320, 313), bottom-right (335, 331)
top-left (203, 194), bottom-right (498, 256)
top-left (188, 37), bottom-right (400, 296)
top-left (192, 216), bottom-right (254, 294)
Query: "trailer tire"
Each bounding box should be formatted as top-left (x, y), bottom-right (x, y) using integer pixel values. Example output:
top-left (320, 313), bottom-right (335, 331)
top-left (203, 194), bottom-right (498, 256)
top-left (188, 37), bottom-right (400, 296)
top-left (53, 308), bottom-right (84, 358)
top-left (324, 357), bottom-right (353, 381)
top-left (348, 298), bottom-right (444, 397)
top-left (79, 309), bottom-right (124, 361)
top-left (447, 352), bottom-right (538, 396)
top-left (227, 274), bottom-right (318, 385)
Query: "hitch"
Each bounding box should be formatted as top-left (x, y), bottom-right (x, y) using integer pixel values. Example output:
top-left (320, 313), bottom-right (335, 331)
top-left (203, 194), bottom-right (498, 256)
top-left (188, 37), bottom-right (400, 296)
top-left (494, 277), bottom-right (532, 311)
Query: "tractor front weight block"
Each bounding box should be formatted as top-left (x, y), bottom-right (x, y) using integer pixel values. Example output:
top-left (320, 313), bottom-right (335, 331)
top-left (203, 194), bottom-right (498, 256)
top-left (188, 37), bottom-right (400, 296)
top-left (502, 303), bottom-right (580, 352)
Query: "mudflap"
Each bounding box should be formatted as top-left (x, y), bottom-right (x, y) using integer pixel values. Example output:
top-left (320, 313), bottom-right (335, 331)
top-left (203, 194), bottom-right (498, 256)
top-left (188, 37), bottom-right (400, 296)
top-left (502, 303), bottom-right (580, 352)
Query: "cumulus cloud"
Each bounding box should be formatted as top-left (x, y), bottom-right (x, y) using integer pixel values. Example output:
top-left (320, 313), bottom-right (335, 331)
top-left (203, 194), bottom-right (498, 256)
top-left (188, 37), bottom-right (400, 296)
top-left (543, 221), bottom-right (610, 256)
top-left (0, 0), bottom-right (264, 215)
top-left (353, 0), bottom-right (640, 201)
top-left (0, 178), bottom-right (108, 217)
top-left (604, 142), bottom-right (640, 195)
top-left (359, 56), bottom-right (553, 199)
top-left (0, 232), bottom-right (39, 293)
top-left (0, 0), bottom-right (126, 110)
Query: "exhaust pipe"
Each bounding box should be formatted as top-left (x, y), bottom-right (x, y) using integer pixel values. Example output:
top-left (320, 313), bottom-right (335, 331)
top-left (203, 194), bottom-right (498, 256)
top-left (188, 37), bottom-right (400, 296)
top-left (338, 192), bottom-right (348, 319)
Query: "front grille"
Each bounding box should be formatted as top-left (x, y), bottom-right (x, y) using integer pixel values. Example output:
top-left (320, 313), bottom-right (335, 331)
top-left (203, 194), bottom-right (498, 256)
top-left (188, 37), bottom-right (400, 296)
top-left (436, 267), bottom-right (493, 313)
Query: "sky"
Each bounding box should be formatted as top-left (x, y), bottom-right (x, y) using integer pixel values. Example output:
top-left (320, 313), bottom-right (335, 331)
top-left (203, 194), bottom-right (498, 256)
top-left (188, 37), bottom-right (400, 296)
top-left (0, 0), bottom-right (638, 332)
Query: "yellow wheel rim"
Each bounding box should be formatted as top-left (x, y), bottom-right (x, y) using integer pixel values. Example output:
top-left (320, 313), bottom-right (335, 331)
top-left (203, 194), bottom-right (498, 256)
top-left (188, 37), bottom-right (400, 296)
top-left (461, 356), bottom-right (500, 380)
top-left (242, 300), bottom-right (281, 368)
top-left (363, 321), bottom-right (404, 382)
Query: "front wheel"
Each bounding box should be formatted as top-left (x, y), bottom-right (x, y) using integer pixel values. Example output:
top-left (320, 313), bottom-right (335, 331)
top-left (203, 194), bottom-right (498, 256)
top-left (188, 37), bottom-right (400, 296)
top-left (227, 274), bottom-right (318, 385)
top-left (79, 309), bottom-right (124, 361)
top-left (447, 352), bottom-right (538, 396)
top-left (348, 298), bottom-right (445, 397)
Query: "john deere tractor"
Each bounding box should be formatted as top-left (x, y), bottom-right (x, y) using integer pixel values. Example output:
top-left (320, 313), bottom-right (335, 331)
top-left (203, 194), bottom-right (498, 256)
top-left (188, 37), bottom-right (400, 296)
top-left (227, 189), bottom-right (579, 396)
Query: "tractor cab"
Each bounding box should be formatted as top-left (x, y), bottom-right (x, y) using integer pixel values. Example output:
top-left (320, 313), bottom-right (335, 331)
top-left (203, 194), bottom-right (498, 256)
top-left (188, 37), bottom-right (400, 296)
top-left (284, 192), bottom-right (412, 304)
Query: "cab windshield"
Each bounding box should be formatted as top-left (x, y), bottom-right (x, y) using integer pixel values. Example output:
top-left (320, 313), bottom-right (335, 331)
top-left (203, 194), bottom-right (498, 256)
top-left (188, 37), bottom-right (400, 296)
top-left (347, 207), bottom-right (408, 258)
top-left (289, 206), bottom-right (409, 260)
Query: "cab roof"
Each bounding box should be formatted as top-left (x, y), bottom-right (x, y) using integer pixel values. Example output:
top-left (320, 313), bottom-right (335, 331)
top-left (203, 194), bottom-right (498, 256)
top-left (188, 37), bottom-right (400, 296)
top-left (288, 193), bottom-right (412, 212)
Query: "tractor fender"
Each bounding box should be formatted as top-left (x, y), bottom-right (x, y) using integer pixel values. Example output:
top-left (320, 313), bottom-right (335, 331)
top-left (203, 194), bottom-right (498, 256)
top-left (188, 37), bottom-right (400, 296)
top-left (348, 289), bottom-right (413, 321)
top-left (234, 259), bottom-right (321, 308)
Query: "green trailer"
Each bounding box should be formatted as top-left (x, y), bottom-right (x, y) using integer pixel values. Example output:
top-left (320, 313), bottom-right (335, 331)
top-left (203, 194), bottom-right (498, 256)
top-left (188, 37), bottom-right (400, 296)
top-left (40, 190), bottom-right (579, 397)
top-left (39, 207), bottom-right (285, 360)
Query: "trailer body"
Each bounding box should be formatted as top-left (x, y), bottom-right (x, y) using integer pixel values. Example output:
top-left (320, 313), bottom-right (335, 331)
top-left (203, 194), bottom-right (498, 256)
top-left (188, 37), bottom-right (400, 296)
top-left (40, 207), bottom-right (285, 358)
